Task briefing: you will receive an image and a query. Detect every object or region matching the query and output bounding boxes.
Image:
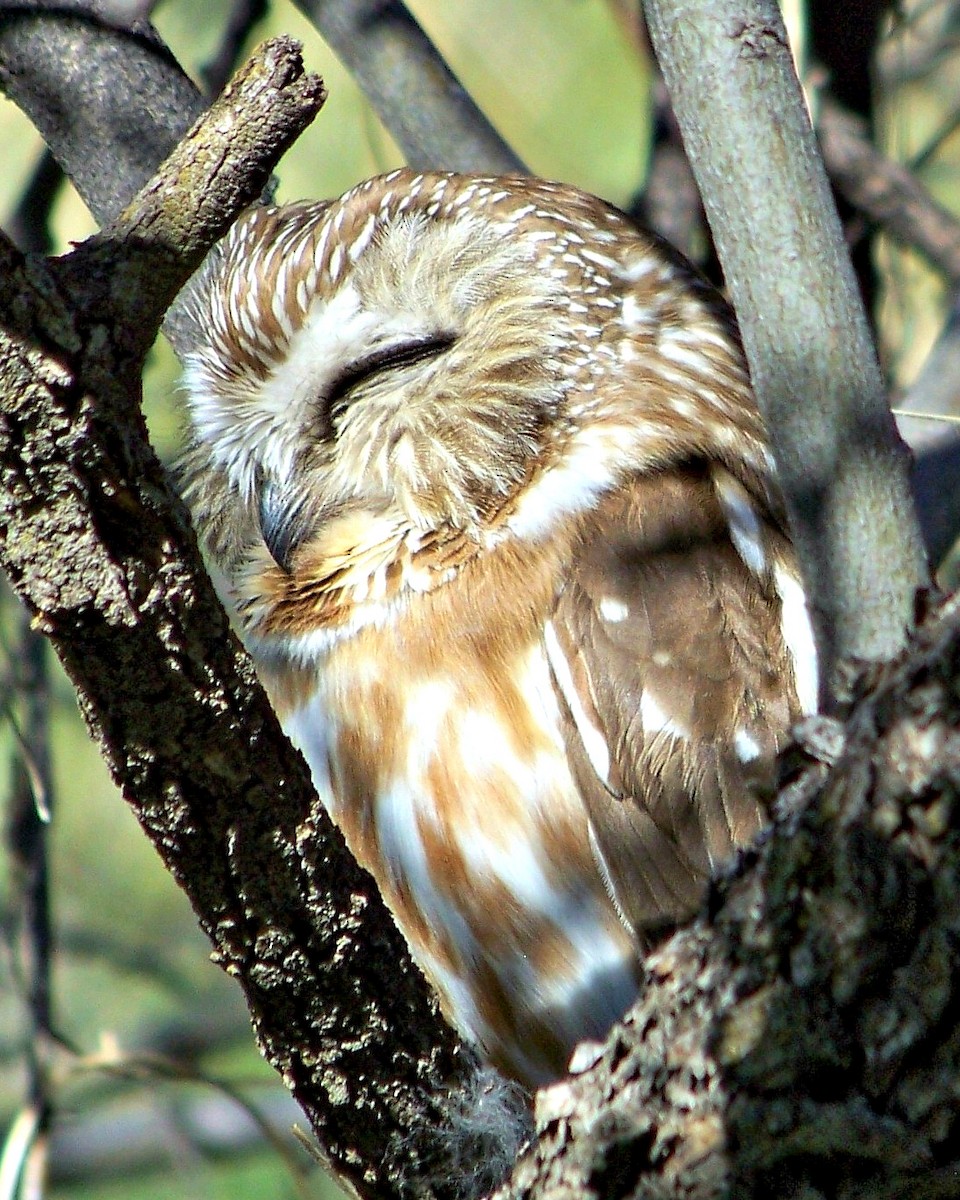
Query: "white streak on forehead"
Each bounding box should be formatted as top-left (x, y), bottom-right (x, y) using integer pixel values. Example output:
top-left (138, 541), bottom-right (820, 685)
top-left (450, 186), bottom-right (478, 208)
top-left (270, 289), bottom-right (294, 339)
top-left (348, 212), bottom-right (377, 262)
top-left (312, 220), bottom-right (332, 274)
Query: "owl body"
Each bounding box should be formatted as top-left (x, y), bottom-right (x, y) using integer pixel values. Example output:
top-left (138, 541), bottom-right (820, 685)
top-left (181, 171), bottom-right (817, 1087)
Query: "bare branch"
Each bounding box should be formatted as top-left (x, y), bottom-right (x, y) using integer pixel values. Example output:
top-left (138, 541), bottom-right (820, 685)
top-left (293, 0), bottom-right (525, 174)
top-left (641, 0), bottom-right (929, 706)
top-left (62, 32), bottom-right (330, 359)
top-left (0, 0), bottom-right (204, 227)
top-left (818, 96), bottom-right (960, 286)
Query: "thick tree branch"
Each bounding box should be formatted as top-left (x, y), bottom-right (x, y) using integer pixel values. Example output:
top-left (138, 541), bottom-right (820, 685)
top-left (812, 96), bottom-right (960, 567)
top-left (0, 37), bottom-right (481, 1200)
top-left (54, 35), bottom-right (328, 360)
top-left (641, 0), bottom-right (930, 705)
top-left (0, 0), bottom-right (204, 226)
top-left (293, 0), bottom-right (524, 174)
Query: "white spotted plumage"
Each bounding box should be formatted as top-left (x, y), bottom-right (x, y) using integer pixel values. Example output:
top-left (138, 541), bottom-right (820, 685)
top-left (179, 169), bottom-right (816, 1089)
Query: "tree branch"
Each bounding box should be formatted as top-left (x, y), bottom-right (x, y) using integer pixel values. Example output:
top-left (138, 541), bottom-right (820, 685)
top-left (0, 0), bottom-right (204, 226)
top-left (641, 0), bottom-right (930, 705)
top-left (293, 0), bottom-right (525, 174)
top-left (0, 35), bottom-right (481, 1200)
top-left (818, 96), bottom-right (960, 287)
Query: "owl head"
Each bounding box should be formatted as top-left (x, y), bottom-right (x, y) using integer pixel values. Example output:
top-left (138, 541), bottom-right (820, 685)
top-left (180, 170), bottom-right (773, 659)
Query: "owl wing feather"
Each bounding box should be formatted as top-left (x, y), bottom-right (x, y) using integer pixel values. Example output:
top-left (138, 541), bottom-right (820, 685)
top-left (546, 461), bottom-right (804, 938)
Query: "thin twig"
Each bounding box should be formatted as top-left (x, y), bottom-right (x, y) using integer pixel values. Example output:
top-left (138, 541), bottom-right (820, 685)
top-left (2, 594), bottom-right (55, 1200)
top-left (67, 1049), bottom-right (319, 1200)
top-left (818, 95), bottom-right (960, 285)
top-left (199, 0), bottom-right (268, 97)
top-left (0, 1108), bottom-right (41, 1200)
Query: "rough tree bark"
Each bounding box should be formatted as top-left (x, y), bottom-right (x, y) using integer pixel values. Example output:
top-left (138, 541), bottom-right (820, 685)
top-left (641, 0), bottom-right (930, 706)
top-left (0, 36), bottom-right (490, 1200)
top-left (2, 3), bottom-right (960, 1200)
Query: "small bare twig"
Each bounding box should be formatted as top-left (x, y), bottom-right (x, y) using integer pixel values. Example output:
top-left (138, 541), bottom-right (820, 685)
top-left (65, 1048), bottom-right (319, 1199)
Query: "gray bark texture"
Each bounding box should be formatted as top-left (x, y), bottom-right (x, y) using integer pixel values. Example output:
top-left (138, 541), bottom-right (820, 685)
top-left (0, 34), bottom-right (487, 1200)
top-left (641, 0), bottom-right (930, 707)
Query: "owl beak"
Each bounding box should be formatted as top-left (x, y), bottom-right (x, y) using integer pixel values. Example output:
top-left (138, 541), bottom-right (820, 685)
top-left (255, 471), bottom-right (304, 574)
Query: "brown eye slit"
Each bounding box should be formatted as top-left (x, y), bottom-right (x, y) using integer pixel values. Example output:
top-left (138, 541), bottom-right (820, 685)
top-left (326, 333), bottom-right (456, 419)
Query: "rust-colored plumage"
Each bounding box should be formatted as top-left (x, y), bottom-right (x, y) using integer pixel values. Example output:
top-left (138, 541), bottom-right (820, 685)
top-left (180, 170), bottom-right (817, 1088)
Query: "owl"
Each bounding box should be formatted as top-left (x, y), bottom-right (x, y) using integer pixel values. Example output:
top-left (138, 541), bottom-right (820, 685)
top-left (179, 170), bottom-right (817, 1089)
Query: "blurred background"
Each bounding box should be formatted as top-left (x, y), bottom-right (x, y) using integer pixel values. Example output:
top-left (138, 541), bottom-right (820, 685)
top-left (2, 1), bottom-right (960, 1196)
